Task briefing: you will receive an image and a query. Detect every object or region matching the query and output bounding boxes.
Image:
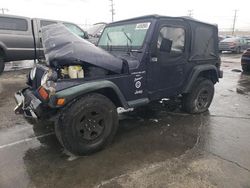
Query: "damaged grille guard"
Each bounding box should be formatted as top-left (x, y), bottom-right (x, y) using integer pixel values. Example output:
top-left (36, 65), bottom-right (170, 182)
top-left (14, 89), bottom-right (41, 119)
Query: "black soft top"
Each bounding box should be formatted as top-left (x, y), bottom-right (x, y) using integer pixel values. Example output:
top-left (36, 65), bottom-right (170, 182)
top-left (108, 15), bottom-right (219, 61)
top-left (109, 14), bottom-right (217, 28)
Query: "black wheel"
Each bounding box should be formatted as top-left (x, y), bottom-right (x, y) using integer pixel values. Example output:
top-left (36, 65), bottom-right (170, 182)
top-left (182, 78), bottom-right (214, 114)
top-left (0, 58), bottom-right (5, 75)
top-left (55, 93), bottom-right (118, 155)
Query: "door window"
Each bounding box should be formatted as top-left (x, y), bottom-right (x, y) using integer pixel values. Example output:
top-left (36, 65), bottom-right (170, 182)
top-left (0, 17), bottom-right (28, 31)
top-left (157, 26), bottom-right (185, 53)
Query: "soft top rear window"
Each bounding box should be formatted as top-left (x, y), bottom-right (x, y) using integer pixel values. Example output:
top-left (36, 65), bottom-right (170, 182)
top-left (190, 23), bottom-right (217, 60)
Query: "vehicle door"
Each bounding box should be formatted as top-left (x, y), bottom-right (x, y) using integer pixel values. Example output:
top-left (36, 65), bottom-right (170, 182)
top-left (147, 19), bottom-right (188, 99)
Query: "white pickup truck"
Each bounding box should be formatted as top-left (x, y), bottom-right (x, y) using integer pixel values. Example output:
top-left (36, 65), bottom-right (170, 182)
top-left (0, 14), bottom-right (89, 74)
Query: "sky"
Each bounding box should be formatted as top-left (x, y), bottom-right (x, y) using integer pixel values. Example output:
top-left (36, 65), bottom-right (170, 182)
top-left (1, 0), bottom-right (250, 31)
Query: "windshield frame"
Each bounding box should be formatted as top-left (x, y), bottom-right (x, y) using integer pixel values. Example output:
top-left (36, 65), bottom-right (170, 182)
top-left (97, 20), bottom-right (152, 51)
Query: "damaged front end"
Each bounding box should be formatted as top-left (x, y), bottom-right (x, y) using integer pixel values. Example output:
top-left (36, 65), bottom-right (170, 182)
top-left (14, 24), bottom-right (129, 119)
top-left (42, 23), bottom-right (129, 75)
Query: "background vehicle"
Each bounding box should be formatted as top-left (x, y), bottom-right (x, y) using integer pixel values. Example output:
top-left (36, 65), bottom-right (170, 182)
top-left (219, 37), bottom-right (248, 53)
top-left (15, 15), bottom-right (223, 155)
top-left (87, 22), bottom-right (107, 44)
top-left (245, 37), bottom-right (250, 46)
top-left (0, 14), bottom-right (88, 74)
top-left (218, 35), bottom-right (226, 42)
top-left (241, 48), bottom-right (250, 72)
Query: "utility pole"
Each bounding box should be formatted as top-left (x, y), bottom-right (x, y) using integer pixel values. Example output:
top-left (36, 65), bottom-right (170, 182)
top-left (187, 9), bottom-right (193, 18)
top-left (110, 0), bottom-right (115, 22)
top-left (232, 10), bottom-right (238, 36)
top-left (0, 8), bottom-right (9, 14)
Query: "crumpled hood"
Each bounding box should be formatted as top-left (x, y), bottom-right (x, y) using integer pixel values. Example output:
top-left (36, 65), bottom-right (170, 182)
top-left (41, 24), bottom-right (124, 73)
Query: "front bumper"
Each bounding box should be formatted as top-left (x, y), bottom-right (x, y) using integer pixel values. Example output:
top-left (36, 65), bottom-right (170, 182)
top-left (14, 88), bottom-right (42, 119)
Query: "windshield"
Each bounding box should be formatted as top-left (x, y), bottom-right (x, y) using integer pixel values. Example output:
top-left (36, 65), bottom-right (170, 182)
top-left (98, 22), bottom-right (151, 50)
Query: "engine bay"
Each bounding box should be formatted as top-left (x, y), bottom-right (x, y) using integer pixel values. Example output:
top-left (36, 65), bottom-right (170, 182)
top-left (58, 64), bottom-right (109, 79)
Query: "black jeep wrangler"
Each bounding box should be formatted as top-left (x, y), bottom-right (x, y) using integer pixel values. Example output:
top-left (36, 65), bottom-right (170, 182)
top-left (14, 15), bottom-right (223, 155)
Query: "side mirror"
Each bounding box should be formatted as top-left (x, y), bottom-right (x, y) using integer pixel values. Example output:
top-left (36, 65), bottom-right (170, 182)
top-left (84, 32), bottom-right (89, 39)
top-left (95, 32), bottom-right (101, 38)
top-left (160, 38), bottom-right (172, 53)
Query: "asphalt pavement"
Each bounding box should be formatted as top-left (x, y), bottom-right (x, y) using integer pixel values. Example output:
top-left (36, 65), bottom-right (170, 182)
top-left (0, 54), bottom-right (250, 188)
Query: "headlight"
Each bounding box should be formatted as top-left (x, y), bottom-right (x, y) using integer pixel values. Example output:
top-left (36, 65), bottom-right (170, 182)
top-left (41, 72), bottom-right (49, 86)
top-left (29, 67), bottom-right (37, 80)
top-left (40, 68), bottom-right (58, 86)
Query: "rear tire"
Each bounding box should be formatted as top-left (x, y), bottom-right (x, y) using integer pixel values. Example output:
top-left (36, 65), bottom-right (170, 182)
top-left (182, 78), bottom-right (214, 114)
top-left (55, 93), bottom-right (118, 155)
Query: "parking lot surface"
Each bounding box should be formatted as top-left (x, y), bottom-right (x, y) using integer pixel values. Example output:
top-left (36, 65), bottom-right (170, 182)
top-left (0, 54), bottom-right (250, 188)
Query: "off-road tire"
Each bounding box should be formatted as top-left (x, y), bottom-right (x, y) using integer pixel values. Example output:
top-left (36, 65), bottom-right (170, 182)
top-left (0, 58), bottom-right (5, 75)
top-left (182, 78), bottom-right (214, 114)
top-left (55, 93), bottom-right (118, 155)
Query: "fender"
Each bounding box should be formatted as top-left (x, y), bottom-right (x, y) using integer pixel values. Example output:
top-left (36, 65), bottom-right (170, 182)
top-left (50, 80), bottom-right (129, 108)
top-left (183, 64), bottom-right (219, 93)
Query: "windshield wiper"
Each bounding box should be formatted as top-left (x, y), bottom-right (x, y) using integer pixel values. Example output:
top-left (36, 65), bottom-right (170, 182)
top-left (122, 31), bottom-right (132, 44)
top-left (122, 31), bottom-right (133, 52)
top-left (106, 32), bottom-right (112, 51)
top-left (107, 32), bottom-right (112, 42)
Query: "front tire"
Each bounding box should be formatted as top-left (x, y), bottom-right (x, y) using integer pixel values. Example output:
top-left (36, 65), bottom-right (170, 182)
top-left (55, 93), bottom-right (118, 155)
top-left (182, 78), bottom-right (214, 114)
